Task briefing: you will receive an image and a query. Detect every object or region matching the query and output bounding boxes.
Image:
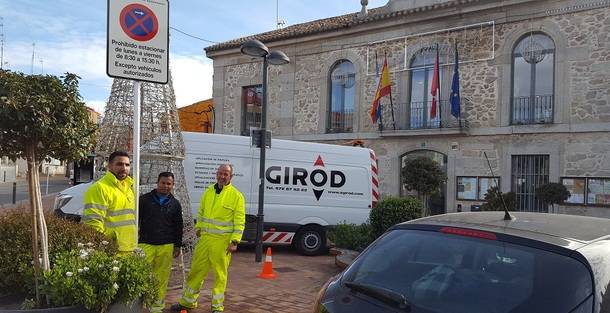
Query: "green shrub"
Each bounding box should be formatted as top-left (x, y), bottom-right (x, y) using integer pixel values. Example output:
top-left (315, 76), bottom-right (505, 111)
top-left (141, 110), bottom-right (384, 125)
top-left (481, 186), bottom-right (516, 211)
top-left (537, 182), bottom-right (571, 212)
top-left (0, 210), bottom-right (117, 296)
top-left (43, 247), bottom-right (157, 312)
top-left (329, 223), bottom-right (373, 252)
top-left (370, 197), bottom-right (422, 238)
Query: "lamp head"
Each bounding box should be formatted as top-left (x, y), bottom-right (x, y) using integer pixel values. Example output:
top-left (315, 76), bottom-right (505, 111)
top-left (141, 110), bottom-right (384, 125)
top-left (267, 50), bottom-right (290, 65)
top-left (240, 39), bottom-right (269, 58)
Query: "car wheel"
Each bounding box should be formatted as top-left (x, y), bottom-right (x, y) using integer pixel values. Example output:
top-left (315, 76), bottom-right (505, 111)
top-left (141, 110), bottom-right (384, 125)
top-left (295, 225), bottom-right (327, 256)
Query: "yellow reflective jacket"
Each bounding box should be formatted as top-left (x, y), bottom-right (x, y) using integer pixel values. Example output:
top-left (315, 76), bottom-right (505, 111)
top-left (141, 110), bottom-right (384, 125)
top-left (195, 182), bottom-right (245, 243)
top-left (82, 172), bottom-right (136, 252)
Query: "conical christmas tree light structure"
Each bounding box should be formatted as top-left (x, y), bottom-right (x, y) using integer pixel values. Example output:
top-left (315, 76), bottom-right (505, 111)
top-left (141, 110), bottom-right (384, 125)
top-left (95, 74), bottom-right (197, 248)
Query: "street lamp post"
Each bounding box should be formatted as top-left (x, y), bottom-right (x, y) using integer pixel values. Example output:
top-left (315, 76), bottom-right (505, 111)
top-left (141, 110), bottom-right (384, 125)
top-left (240, 40), bottom-right (290, 263)
top-left (0, 85), bottom-right (8, 104)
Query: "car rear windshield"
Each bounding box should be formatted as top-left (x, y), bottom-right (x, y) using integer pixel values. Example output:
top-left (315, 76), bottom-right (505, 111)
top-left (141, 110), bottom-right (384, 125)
top-left (343, 229), bottom-right (593, 313)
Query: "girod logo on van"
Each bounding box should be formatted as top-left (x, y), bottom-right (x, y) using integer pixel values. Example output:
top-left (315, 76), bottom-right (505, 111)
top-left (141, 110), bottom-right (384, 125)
top-left (265, 155), bottom-right (346, 201)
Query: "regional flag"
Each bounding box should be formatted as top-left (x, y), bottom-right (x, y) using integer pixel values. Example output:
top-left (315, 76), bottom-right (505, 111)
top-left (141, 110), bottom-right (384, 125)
top-left (370, 56), bottom-right (391, 123)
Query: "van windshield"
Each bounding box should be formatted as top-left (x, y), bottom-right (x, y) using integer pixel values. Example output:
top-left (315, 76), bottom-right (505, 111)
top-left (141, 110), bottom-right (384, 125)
top-left (343, 229), bottom-right (593, 313)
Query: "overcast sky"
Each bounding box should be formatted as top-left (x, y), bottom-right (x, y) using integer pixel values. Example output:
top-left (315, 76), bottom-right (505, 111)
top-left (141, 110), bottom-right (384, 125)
top-left (0, 0), bottom-right (387, 113)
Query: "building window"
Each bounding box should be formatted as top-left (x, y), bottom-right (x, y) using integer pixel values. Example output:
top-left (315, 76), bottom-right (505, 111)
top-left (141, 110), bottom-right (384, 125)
top-left (457, 176), bottom-right (499, 200)
top-left (511, 33), bottom-right (555, 125)
top-left (408, 48), bottom-right (448, 129)
top-left (401, 150), bottom-right (448, 215)
top-left (561, 177), bottom-right (586, 204)
top-left (561, 177), bottom-right (610, 206)
top-left (587, 178), bottom-right (610, 206)
top-left (511, 155), bottom-right (549, 212)
top-left (241, 85), bottom-right (262, 136)
top-left (327, 60), bottom-right (355, 133)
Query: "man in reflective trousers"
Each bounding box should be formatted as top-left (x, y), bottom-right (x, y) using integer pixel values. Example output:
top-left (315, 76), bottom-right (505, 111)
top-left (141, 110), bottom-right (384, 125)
top-left (171, 164), bottom-right (245, 313)
top-left (138, 172), bottom-right (183, 313)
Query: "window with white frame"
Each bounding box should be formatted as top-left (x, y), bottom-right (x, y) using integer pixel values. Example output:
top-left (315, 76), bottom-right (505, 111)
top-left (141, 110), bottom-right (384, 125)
top-left (562, 177), bottom-right (610, 206)
top-left (457, 176), bottom-right (500, 201)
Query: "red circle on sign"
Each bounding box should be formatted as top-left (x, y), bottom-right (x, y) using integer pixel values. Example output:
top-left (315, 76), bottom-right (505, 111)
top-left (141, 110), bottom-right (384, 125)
top-left (119, 3), bottom-right (159, 42)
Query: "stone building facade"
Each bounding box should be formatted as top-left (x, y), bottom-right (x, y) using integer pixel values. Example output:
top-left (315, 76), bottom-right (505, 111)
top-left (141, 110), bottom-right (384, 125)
top-left (205, 0), bottom-right (610, 217)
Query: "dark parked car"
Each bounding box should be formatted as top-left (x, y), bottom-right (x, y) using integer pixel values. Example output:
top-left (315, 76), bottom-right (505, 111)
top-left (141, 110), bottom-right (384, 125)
top-left (314, 212), bottom-right (610, 313)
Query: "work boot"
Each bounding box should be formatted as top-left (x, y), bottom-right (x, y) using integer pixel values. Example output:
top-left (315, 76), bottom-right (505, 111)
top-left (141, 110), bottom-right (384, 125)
top-left (169, 303), bottom-right (189, 312)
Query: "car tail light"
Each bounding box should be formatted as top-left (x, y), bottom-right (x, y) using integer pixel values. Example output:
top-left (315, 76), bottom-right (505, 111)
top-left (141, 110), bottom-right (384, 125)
top-left (440, 227), bottom-right (497, 240)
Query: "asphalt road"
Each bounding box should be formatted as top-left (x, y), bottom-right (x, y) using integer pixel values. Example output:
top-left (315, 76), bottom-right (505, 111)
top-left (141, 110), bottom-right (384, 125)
top-left (0, 175), bottom-right (71, 205)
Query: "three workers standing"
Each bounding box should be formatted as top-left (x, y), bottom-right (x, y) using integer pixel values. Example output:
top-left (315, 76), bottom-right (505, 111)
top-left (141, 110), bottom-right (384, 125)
top-left (83, 152), bottom-right (244, 313)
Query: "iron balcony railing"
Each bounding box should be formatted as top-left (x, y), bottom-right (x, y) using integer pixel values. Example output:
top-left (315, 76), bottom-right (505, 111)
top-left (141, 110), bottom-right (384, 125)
top-left (511, 94), bottom-right (553, 125)
top-left (380, 100), bottom-right (468, 131)
top-left (327, 108), bottom-right (354, 133)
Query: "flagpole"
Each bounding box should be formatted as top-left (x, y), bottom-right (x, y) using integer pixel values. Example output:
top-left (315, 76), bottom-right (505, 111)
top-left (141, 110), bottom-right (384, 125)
top-left (451, 40), bottom-right (462, 129)
top-left (379, 102), bottom-right (383, 132)
top-left (437, 44), bottom-right (442, 129)
top-left (376, 52), bottom-right (383, 132)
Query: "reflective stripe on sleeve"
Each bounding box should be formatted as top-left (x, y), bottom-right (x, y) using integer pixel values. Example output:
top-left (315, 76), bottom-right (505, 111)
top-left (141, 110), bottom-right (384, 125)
top-left (107, 209), bottom-right (135, 217)
top-left (83, 203), bottom-right (108, 211)
top-left (105, 220), bottom-right (136, 228)
top-left (82, 213), bottom-right (104, 221)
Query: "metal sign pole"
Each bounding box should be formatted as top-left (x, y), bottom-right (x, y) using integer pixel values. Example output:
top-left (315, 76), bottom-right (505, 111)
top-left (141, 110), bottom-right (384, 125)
top-left (133, 80), bottom-right (141, 238)
top-left (255, 58), bottom-right (269, 263)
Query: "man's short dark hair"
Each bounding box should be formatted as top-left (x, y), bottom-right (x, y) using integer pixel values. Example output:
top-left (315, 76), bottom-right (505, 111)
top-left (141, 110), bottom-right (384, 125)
top-left (108, 151), bottom-right (130, 163)
top-left (158, 172), bottom-right (175, 182)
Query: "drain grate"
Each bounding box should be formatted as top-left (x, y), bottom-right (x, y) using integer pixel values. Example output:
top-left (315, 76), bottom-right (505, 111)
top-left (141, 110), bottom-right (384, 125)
top-left (274, 267), bottom-right (298, 273)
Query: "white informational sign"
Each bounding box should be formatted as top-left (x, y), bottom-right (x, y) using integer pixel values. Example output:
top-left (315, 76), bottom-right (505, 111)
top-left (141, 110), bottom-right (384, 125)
top-left (107, 0), bottom-right (169, 84)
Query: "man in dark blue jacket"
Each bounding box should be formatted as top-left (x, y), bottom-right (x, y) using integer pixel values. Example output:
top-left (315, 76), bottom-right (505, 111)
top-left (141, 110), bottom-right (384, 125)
top-left (138, 172), bottom-right (183, 313)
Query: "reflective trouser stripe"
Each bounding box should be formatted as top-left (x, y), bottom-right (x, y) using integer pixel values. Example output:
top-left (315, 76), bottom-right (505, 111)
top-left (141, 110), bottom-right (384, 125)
top-left (139, 243), bottom-right (174, 313)
top-left (179, 234), bottom-right (232, 311)
top-left (150, 300), bottom-right (164, 313)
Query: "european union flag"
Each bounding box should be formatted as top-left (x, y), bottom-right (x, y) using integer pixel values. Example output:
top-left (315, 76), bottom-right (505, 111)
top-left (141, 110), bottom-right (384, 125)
top-left (450, 42), bottom-right (461, 118)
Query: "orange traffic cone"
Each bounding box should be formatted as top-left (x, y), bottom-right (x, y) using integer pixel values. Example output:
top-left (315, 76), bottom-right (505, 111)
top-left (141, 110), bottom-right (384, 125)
top-left (180, 310), bottom-right (187, 313)
top-left (257, 247), bottom-right (277, 279)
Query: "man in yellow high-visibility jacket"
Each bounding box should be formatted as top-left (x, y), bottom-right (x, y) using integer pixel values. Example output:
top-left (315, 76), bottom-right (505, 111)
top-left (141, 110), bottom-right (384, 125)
top-left (82, 151), bottom-right (136, 253)
top-left (171, 164), bottom-right (245, 313)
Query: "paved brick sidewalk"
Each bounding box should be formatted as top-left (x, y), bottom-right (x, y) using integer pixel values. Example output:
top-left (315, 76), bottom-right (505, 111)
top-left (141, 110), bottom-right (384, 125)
top-left (164, 245), bottom-right (340, 313)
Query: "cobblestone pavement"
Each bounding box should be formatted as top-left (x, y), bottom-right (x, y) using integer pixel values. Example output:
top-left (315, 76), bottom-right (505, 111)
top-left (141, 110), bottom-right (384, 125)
top-left (163, 244), bottom-right (340, 313)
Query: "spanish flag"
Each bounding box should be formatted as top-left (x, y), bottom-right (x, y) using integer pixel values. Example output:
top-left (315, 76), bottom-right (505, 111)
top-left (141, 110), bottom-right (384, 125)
top-left (370, 56), bottom-right (391, 124)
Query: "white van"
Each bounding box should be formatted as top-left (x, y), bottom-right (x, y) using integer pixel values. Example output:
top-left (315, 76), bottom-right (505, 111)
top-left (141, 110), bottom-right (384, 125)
top-left (53, 132), bottom-right (378, 255)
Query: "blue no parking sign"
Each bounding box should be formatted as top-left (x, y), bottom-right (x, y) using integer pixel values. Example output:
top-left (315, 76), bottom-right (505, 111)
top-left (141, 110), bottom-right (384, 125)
top-left (107, 0), bottom-right (168, 83)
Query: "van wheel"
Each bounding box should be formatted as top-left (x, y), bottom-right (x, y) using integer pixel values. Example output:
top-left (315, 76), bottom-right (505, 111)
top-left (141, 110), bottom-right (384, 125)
top-left (295, 225), bottom-right (327, 256)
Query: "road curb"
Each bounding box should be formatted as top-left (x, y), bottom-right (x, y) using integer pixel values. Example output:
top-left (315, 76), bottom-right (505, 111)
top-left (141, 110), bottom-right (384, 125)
top-left (330, 248), bottom-right (359, 270)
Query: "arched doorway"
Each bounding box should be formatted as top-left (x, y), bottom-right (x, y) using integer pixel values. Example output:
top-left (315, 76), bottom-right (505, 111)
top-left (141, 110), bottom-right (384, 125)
top-left (400, 150), bottom-right (448, 215)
